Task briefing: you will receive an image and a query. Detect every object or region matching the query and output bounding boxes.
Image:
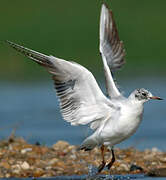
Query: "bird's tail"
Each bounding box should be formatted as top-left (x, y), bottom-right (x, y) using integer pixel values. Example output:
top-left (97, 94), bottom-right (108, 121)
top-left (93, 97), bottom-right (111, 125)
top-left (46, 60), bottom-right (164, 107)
top-left (77, 136), bottom-right (98, 151)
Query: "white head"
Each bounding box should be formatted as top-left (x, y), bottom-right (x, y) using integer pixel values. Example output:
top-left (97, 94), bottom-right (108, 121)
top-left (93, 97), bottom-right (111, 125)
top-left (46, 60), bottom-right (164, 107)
top-left (129, 88), bottom-right (163, 103)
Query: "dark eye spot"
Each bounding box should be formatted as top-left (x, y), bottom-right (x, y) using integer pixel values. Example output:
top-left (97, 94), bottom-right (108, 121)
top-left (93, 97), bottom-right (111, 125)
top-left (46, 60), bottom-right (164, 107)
top-left (142, 93), bottom-right (146, 96)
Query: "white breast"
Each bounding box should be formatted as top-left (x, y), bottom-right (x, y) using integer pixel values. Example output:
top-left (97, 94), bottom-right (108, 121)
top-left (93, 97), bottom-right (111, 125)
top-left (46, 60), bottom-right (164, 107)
top-left (99, 101), bottom-right (144, 146)
top-left (119, 103), bottom-right (144, 137)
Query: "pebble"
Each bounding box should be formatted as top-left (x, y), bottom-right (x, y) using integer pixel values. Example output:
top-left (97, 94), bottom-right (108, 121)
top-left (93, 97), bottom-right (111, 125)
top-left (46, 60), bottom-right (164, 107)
top-left (0, 136), bottom-right (165, 177)
top-left (52, 141), bottom-right (69, 151)
top-left (5, 173), bottom-right (11, 178)
top-left (119, 163), bottom-right (129, 171)
top-left (21, 148), bottom-right (32, 154)
top-left (12, 168), bottom-right (21, 174)
top-left (70, 154), bottom-right (77, 160)
top-left (152, 147), bottom-right (161, 153)
top-left (0, 162), bottom-right (10, 169)
top-left (48, 158), bottom-right (59, 165)
top-left (20, 161), bottom-right (30, 170)
top-left (159, 157), bottom-right (166, 162)
top-left (11, 164), bottom-right (21, 170)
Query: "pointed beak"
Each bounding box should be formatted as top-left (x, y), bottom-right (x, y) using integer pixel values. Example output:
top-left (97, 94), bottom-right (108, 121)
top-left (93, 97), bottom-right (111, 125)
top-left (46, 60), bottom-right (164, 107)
top-left (150, 96), bottom-right (163, 100)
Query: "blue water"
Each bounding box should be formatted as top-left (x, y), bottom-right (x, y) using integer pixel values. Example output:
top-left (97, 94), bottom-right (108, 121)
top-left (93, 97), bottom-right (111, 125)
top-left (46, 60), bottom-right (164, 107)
top-left (0, 76), bottom-right (166, 150)
top-left (0, 76), bottom-right (166, 180)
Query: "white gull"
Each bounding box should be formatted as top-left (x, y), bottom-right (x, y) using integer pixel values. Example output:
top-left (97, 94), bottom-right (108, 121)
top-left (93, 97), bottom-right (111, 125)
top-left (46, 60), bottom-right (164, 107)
top-left (6, 3), bottom-right (162, 173)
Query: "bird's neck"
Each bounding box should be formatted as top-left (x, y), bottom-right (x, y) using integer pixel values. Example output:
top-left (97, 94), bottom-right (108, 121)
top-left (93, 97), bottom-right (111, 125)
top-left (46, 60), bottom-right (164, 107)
top-left (128, 95), bottom-right (145, 106)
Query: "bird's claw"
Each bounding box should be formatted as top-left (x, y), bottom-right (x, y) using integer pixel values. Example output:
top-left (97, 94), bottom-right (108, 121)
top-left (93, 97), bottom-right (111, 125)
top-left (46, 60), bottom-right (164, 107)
top-left (106, 163), bottom-right (112, 170)
top-left (98, 162), bottom-right (106, 173)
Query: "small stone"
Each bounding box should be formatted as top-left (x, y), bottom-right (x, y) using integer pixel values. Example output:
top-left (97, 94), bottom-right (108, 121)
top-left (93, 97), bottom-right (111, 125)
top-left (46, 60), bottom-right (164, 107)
top-left (12, 169), bottom-right (21, 174)
top-left (151, 162), bottom-right (157, 165)
top-left (11, 164), bottom-right (21, 174)
top-left (67, 145), bottom-right (76, 152)
top-left (48, 158), bottom-right (59, 165)
top-left (52, 141), bottom-right (69, 151)
top-left (152, 147), bottom-right (161, 153)
top-left (144, 154), bottom-right (154, 160)
top-left (45, 166), bottom-right (52, 170)
top-left (5, 173), bottom-right (11, 178)
top-left (21, 148), bottom-right (32, 154)
top-left (159, 157), bottom-right (166, 163)
top-left (33, 168), bottom-right (45, 177)
top-left (20, 161), bottom-right (30, 170)
top-left (119, 163), bottom-right (129, 171)
top-left (0, 162), bottom-right (10, 169)
top-left (70, 154), bottom-right (77, 160)
top-left (11, 164), bottom-right (21, 170)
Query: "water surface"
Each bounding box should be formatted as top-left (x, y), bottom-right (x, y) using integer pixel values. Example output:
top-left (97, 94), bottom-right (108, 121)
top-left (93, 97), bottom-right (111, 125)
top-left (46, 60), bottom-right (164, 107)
top-left (0, 76), bottom-right (165, 150)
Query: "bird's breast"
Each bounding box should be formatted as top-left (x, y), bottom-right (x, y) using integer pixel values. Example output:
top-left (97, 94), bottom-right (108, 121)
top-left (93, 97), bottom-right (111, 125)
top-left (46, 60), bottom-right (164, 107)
top-left (99, 102), bottom-right (144, 146)
top-left (118, 104), bottom-right (144, 137)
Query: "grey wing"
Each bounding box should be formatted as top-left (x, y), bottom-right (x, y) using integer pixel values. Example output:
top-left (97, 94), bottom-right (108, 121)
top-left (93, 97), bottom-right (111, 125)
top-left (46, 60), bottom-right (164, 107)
top-left (100, 4), bottom-right (126, 98)
top-left (6, 40), bottom-right (114, 130)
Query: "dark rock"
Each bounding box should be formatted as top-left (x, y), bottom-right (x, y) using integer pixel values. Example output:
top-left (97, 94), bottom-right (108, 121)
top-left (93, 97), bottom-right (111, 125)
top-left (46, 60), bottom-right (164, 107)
top-left (130, 164), bottom-right (143, 172)
top-left (35, 141), bottom-right (41, 146)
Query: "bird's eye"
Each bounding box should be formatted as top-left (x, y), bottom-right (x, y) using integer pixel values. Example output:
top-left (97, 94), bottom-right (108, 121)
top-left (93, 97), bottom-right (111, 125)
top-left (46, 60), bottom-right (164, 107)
top-left (142, 93), bottom-right (146, 96)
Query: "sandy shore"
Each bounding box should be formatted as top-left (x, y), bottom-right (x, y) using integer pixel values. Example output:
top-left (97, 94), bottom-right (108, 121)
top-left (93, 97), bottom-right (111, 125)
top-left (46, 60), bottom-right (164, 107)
top-left (0, 135), bottom-right (166, 178)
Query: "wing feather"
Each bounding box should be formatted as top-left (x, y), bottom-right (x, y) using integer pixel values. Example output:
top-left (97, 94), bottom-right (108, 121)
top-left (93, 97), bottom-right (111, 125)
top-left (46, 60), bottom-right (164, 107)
top-left (100, 4), bottom-right (125, 99)
top-left (100, 4), bottom-right (125, 70)
top-left (6, 40), bottom-right (114, 130)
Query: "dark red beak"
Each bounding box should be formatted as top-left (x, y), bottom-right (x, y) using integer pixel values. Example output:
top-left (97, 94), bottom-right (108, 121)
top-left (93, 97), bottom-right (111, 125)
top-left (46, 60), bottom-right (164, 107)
top-left (150, 96), bottom-right (163, 100)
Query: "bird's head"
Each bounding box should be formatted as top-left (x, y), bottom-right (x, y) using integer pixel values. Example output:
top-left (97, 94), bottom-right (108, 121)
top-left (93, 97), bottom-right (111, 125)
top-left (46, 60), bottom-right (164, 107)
top-left (130, 88), bottom-right (163, 103)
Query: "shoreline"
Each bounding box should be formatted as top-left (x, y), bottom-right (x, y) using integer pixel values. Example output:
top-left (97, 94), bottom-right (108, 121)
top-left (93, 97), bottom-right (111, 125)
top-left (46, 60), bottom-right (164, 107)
top-left (0, 135), bottom-right (166, 178)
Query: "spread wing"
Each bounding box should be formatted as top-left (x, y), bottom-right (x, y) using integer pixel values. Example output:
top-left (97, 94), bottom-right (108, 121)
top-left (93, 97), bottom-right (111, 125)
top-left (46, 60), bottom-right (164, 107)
top-left (6, 40), bottom-right (114, 130)
top-left (100, 4), bottom-right (126, 98)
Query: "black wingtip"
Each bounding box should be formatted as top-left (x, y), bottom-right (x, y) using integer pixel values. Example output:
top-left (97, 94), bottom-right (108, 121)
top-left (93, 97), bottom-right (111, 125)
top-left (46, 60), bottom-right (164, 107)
top-left (5, 40), bottom-right (13, 46)
top-left (4, 40), bottom-right (53, 67)
top-left (4, 40), bottom-right (28, 55)
top-left (5, 40), bottom-right (19, 49)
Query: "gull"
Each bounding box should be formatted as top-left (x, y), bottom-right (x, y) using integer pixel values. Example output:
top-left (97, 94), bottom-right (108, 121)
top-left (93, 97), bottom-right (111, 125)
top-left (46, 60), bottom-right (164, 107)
top-left (6, 3), bottom-right (162, 173)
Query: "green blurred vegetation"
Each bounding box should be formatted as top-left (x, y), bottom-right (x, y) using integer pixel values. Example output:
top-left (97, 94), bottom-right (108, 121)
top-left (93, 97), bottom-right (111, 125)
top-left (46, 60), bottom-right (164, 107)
top-left (1, 0), bottom-right (166, 81)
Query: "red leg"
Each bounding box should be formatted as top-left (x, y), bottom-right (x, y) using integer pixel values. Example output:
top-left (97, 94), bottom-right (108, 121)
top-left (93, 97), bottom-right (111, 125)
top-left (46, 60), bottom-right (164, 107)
top-left (98, 145), bottom-right (106, 173)
top-left (106, 148), bottom-right (115, 170)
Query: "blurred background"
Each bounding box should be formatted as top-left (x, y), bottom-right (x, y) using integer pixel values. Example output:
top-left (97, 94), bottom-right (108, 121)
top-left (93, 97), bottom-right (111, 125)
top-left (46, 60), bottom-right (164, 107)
top-left (0, 0), bottom-right (166, 150)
